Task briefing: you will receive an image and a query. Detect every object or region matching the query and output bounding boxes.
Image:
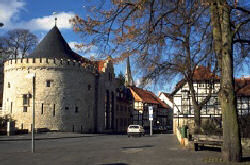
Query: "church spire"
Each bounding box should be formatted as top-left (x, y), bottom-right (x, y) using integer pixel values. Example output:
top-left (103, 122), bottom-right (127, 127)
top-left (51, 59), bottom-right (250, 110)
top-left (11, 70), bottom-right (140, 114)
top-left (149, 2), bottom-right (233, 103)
top-left (125, 56), bottom-right (133, 87)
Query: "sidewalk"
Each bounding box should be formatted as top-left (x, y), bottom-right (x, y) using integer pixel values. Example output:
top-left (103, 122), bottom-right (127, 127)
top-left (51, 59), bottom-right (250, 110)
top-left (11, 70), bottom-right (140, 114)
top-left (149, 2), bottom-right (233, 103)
top-left (0, 132), bottom-right (100, 141)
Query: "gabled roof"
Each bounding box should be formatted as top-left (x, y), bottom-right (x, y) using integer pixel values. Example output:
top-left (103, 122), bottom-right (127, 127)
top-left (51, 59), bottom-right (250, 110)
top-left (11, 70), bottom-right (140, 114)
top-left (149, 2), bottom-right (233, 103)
top-left (95, 60), bottom-right (106, 73)
top-left (193, 65), bottom-right (219, 81)
top-left (129, 86), bottom-right (170, 109)
top-left (172, 66), bottom-right (250, 97)
top-left (29, 26), bottom-right (87, 62)
top-left (171, 65), bottom-right (219, 95)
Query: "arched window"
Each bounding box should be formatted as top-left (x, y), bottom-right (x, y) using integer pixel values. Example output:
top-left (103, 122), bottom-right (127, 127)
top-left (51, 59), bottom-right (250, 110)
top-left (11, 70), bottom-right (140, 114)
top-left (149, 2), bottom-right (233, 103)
top-left (111, 91), bottom-right (114, 129)
top-left (105, 90), bottom-right (110, 129)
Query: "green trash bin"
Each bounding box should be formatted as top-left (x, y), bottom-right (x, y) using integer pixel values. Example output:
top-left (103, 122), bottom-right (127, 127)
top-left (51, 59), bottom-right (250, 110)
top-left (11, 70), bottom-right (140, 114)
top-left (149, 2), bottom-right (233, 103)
top-left (181, 125), bottom-right (188, 138)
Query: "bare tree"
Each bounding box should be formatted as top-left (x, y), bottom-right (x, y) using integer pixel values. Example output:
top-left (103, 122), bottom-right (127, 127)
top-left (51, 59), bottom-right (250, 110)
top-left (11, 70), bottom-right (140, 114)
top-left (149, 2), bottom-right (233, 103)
top-left (71, 0), bottom-right (250, 162)
top-left (71, 0), bottom-right (218, 129)
top-left (1, 29), bottom-right (38, 59)
top-left (209, 0), bottom-right (250, 162)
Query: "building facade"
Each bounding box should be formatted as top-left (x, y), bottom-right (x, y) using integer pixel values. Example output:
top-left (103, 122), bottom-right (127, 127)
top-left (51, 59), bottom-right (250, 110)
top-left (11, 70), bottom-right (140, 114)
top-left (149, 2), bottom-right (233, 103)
top-left (129, 86), bottom-right (172, 131)
top-left (123, 56), bottom-right (172, 132)
top-left (115, 86), bottom-right (133, 133)
top-left (171, 65), bottom-right (250, 134)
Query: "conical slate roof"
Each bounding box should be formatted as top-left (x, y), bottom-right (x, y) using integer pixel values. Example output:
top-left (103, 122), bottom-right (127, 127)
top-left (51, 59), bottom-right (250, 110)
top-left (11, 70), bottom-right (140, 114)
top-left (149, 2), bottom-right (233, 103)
top-left (29, 25), bottom-right (81, 61)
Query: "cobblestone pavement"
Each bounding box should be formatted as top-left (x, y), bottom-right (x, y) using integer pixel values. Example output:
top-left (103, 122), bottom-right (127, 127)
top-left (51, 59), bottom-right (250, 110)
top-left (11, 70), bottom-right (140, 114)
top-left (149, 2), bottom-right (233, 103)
top-left (0, 134), bottom-right (249, 165)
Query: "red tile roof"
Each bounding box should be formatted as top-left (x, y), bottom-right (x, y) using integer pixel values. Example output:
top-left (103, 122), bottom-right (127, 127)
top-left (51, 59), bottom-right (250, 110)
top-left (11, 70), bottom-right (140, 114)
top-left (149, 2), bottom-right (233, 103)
top-left (193, 65), bottom-right (219, 81)
top-left (94, 60), bottom-right (106, 73)
top-left (172, 66), bottom-right (250, 96)
top-left (237, 84), bottom-right (250, 97)
top-left (172, 65), bottom-right (219, 94)
top-left (129, 86), bottom-right (170, 109)
top-left (235, 77), bottom-right (250, 96)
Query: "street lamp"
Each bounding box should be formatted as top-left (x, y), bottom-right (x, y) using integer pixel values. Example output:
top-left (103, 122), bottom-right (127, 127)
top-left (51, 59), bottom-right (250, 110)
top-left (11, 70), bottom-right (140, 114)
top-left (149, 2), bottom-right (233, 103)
top-left (25, 73), bottom-right (36, 153)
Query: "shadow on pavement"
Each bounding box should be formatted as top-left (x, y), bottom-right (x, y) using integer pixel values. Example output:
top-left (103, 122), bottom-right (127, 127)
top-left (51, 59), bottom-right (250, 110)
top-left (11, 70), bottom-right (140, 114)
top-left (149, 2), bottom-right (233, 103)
top-left (122, 145), bottom-right (154, 149)
top-left (97, 163), bottom-right (128, 165)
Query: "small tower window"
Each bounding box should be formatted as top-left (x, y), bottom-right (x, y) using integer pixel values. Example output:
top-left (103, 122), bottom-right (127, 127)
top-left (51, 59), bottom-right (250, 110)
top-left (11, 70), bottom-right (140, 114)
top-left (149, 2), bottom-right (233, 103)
top-left (75, 106), bottom-right (78, 113)
top-left (41, 103), bottom-right (44, 114)
top-left (46, 80), bottom-right (51, 87)
top-left (65, 107), bottom-right (69, 110)
top-left (23, 106), bottom-right (27, 112)
top-left (53, 104), bottom-right (56, 117)
top-left (88, 85), bottom-right (91, 91)
top-left (8, 82), bottom-right (10, 88)
top-left (23, 94), bottom-right (29, 106)
top-left (10, 102), bottom-right (13, 113)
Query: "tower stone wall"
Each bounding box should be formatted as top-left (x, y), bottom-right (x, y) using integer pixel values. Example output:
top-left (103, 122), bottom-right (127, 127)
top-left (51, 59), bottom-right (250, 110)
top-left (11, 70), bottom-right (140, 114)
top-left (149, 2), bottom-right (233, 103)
top-left (3, 58), bottom-right (96, 132)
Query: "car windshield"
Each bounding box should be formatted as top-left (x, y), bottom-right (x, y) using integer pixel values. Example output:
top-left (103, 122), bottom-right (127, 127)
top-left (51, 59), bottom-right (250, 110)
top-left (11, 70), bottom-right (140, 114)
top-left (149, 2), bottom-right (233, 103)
top-left (129, 125), bottom-right (139, 128)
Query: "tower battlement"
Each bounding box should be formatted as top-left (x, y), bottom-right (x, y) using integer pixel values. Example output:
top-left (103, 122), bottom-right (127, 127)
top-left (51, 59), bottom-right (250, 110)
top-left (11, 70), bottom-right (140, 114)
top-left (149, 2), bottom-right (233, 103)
top-left (4, 58), bottom-right (97, 73)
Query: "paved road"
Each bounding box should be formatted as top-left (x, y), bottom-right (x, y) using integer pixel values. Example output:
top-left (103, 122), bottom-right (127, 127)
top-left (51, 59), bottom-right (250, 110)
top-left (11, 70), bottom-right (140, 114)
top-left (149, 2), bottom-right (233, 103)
top-left (0, 134), bottom-right (249, 165)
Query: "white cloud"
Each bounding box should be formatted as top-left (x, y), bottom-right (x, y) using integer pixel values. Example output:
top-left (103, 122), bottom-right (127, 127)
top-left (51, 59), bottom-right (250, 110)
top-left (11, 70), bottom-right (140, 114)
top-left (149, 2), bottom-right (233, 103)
top-left (68, 41), bottom-right (99, 59)
top-left (68, 41), bottom-right (82, 54)
top-left (0, 0), bottom-right (25, 26)
top-left (16, 12), bottom-right (75, 31)
top-left (0, 0), bottom-right (75, 31)
top-left (38, 32), bottom-right (46, 42)
top-left (135, 78), bottom-right (141, 86)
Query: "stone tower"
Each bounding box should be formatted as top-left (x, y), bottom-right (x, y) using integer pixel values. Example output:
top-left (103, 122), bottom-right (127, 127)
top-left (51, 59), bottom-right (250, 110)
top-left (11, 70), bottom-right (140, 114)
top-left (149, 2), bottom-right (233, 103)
top-left (125, 56), bottom-right (133, 86)
top-left (2, 25), bottom-right (96, 132)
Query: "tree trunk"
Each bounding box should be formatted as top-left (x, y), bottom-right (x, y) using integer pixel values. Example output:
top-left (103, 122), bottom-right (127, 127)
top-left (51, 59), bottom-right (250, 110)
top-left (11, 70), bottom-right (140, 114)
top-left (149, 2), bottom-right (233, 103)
top-left (193, 104), bottom-right (201, 131)
top-left (210, 0), bottom-right (242, 162)
top-left (187, 78), bottom-right (201, 130)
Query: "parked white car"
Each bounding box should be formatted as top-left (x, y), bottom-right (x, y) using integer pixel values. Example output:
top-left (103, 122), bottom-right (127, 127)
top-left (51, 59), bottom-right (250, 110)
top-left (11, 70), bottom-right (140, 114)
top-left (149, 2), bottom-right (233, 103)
top-left (127, 125), bottom-right (145, 137)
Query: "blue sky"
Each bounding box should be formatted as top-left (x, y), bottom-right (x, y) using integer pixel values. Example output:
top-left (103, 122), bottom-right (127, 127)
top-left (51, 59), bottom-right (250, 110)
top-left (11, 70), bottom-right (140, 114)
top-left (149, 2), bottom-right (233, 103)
top-left (0, 0), bottom-right (249, 95)
top-left (0, 0), bottom-right (176, 94)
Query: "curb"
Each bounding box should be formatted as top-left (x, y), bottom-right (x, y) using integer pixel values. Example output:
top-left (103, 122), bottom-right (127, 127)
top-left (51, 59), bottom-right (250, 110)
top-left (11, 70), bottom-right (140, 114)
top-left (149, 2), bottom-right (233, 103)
top-left (0, 135), bottom-right (99, 141)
